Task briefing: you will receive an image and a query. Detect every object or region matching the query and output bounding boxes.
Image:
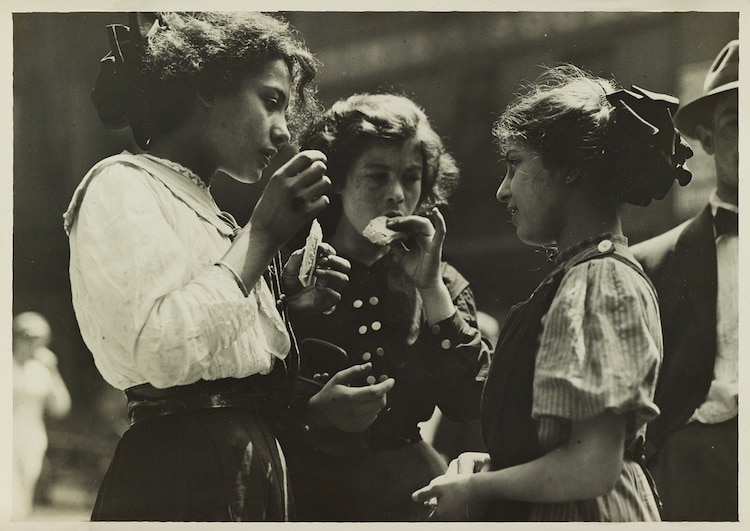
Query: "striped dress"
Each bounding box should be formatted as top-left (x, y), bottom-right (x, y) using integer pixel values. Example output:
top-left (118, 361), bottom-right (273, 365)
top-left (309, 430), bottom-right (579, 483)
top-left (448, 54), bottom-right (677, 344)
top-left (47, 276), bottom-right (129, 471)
top-left (481, 235), bottom-right (662, 521)
top-left (530, 238), bottom-right (662, 521)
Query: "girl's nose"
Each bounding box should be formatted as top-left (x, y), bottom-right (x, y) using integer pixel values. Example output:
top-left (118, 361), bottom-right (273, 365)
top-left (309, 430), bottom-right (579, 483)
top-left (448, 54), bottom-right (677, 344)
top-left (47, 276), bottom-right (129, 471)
top-left (387, 180), bottom-right (405, 203)
top-left (496, 177), bottom-right (511, 203)
top-left (271, 115), bottom-right (291, 147)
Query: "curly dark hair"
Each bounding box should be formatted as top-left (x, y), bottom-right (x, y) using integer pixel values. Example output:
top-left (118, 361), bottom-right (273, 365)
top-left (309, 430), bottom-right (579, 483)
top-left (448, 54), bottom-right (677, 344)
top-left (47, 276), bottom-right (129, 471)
top-left (92, 12), bottom-right (320, 149)
top-left (493, 64), bottom-right (691, 206)
top-left (299, 93), bottom-right (459, 220)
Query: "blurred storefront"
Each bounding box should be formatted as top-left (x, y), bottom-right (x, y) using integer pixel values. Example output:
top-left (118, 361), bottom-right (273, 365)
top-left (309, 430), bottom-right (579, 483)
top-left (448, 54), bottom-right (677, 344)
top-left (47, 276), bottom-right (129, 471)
top-left (12, 10), bottom-right (738, 519)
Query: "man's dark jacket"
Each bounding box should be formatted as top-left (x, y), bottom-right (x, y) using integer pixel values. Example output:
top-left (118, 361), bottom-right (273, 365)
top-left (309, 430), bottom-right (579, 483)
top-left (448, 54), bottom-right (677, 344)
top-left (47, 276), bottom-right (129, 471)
top-left (631, 205), bottom-right (717, 458)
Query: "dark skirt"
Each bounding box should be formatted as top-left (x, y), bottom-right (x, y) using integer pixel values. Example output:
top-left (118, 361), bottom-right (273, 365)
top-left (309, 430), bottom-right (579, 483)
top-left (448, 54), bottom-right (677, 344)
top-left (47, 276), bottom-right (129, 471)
top-left (91, 408), bottom-right (290, 521)
top-left (284, 439), bottom-right (446, 521)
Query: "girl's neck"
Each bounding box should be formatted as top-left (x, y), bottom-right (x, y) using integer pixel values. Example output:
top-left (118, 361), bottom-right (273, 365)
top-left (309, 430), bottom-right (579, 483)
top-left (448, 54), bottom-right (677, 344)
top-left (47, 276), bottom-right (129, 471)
top-left (147, 133), bottom-right (215, 186)
top-left (555, 194), bottom-right (623, 254)
top-left (330, 217), bottom-right (390, 266)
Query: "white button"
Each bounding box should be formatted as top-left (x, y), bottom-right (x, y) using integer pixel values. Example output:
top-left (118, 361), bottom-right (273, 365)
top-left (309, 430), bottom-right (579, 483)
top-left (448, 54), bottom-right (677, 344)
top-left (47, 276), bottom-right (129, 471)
top-left (431, 324), bottom-right (441, 335)
top-left (369, 296), bottom-right (379, 306)
top-left (366, 375), bottom-right (377, 385)
top-left (362, 352), bottom-right (372, 361)
top-left (597, 239), bottom-right (613, 253)
top-left (441, 339), bottom-right (452, 350)
top-left (358, 325), bottom-right (368, 335)
top-left (376, 347), bottom-right (385, 356)
top-left (353, 299), bottom-right (364, 309)
top-left (371, 321), bottom-right (382, 331)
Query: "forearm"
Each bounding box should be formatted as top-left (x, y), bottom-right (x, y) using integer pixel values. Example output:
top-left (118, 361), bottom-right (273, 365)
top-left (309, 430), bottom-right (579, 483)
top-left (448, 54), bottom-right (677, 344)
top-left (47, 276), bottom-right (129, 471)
top-left (470, 445), bottom-right (619, 504)
top-left (218, 222), bottom-right (281, 291)
top-left (419, 282), bottom-right (456, 325)
top-left (469, 413), bottom-right (625, 504)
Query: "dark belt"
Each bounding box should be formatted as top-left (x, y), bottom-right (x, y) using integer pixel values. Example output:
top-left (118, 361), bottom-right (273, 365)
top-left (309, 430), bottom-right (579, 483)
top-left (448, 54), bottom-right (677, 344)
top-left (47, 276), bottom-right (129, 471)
top-left (125, 378), bottom-right (260, 427)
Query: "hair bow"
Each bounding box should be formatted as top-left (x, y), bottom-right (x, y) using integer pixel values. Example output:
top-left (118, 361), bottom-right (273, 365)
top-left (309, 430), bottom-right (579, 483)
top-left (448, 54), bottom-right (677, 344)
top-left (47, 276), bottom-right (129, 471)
top-left (90, 13), bottom-right (166, 133)
top-left (605, 86), bottom-right (693, 205)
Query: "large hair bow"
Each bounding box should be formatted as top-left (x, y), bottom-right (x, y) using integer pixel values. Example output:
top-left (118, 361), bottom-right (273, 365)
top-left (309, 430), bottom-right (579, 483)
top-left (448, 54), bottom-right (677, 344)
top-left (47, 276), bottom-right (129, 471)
top-left (90, 13), bottom-right (165, 132)
top-left (605, 86), bottom-right (693, 205)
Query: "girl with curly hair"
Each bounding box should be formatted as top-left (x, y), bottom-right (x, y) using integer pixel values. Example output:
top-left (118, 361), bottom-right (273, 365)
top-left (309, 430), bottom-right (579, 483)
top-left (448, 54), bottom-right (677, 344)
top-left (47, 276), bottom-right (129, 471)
top-left (275, 93), bottom-right (490, 521)
top-left (64, 12), bottom-right (349, 521)
top-left (413, 65), bottom-right (692, 521)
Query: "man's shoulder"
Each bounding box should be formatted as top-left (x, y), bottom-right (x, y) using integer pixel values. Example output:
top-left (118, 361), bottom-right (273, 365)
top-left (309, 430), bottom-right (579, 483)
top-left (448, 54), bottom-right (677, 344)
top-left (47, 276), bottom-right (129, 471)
top-left (631, 219), bottom-right (691, 259)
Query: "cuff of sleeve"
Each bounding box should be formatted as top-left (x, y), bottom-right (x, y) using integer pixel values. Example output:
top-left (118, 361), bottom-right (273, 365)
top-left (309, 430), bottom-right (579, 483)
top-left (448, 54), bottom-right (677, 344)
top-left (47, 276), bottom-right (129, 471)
top-left (424, 310), bottom-right (472, 350)
top-left (215, 261), bottom-right (249, 297)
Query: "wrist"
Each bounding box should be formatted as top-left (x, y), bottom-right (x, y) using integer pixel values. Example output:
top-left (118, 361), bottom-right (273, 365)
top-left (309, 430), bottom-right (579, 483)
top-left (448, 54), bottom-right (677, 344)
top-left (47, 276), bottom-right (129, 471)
top-left (468, 472), bottom-right (490, 503)
top-left (245, 222), bottom-right (284, 256)
top-left (306, 393), bottom-right (331, 428)
top-left (418, 282), bottom-right (455, 324)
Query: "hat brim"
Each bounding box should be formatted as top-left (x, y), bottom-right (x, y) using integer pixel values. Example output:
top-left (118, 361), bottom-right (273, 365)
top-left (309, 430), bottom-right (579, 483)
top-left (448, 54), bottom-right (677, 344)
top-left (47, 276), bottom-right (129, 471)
top-left (674, 83), bottom-right (738, 138)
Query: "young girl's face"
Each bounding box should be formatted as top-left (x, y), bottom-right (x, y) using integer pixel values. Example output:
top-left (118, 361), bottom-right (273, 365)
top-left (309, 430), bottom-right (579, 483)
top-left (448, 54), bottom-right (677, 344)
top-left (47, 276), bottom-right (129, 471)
top-left (340, 137), bottom-right (423, 239)
top-left (495, 142), bottom-right (566, 247)
top-left (206, 58), bottom-right (292, 184)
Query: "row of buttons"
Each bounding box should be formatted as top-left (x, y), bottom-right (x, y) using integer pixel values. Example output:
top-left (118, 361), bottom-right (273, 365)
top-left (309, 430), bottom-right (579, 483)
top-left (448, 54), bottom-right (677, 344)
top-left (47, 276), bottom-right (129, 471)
top-left (353, 296), bottom-right (380, 308)
top-left (361, 347), bottom-right (387, 362)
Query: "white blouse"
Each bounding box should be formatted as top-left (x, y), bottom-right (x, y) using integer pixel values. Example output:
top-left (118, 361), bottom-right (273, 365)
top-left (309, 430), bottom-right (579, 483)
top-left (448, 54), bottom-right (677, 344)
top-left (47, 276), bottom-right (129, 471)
top-left (64, 152), bottom-right (290, 390)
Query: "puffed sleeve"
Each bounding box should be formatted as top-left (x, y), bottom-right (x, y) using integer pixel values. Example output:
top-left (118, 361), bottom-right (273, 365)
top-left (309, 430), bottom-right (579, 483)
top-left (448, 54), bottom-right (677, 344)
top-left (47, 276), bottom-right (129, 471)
top-left (532, 258), bottom-right (661, 432)
top-left (68, 163), bottom-right (289, 389)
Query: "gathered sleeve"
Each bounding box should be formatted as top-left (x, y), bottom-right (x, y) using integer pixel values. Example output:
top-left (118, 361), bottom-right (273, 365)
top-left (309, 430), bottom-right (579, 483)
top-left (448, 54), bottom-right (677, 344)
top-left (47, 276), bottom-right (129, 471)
top-left (532, 258), bottom-right (662, 433)
top-left (68, 163), bottom-right (289, 389)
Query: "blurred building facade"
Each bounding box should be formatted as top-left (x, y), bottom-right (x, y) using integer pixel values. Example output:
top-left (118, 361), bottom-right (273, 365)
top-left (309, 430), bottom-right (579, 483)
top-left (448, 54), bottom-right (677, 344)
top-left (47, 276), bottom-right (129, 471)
top-left (12, 10), bottom-right (738, 516)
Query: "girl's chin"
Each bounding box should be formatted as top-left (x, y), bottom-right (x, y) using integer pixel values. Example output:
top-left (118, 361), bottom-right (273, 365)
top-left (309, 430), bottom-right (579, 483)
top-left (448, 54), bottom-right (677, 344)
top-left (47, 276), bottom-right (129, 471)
top-left (228, 169), bottom-right (264, 184)
top-left (516, 228), bottom-right (555, 248)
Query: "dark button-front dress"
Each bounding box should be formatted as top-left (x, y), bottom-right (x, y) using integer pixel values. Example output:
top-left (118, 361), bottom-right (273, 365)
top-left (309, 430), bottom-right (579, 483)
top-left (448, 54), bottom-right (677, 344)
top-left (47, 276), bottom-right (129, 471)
top-left (277, 253), bottom-right (489, 521)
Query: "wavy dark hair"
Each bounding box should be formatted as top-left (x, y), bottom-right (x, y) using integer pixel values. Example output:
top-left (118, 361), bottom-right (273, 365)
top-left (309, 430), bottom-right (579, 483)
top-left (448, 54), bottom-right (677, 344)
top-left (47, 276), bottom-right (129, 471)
top-left (493, 64), bottom-right (691, 206)
top-left (298, 93), bottom-right (459, 235)
top-left (92, 12), bottom-right (320, 149)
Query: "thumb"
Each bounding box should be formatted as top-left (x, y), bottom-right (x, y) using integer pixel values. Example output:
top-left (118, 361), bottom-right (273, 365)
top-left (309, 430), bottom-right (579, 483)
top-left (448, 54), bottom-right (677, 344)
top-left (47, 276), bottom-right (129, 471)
top-left (429, 207), bottom-right (446, 241)
top-left (329, 362), bottom-right (372, 385)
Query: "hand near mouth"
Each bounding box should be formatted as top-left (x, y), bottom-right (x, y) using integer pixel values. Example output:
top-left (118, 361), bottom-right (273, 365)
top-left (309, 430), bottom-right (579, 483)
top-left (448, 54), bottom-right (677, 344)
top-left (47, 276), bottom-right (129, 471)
top-left (386, 207), bottom-right (446, 290)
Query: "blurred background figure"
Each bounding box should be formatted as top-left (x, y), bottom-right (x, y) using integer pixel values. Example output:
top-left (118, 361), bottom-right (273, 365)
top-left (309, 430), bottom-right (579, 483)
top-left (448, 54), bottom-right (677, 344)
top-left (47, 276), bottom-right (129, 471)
top-left (12, 312), bottom-right (72, 520)
top-left (420, 310), bottom-right (499, 462)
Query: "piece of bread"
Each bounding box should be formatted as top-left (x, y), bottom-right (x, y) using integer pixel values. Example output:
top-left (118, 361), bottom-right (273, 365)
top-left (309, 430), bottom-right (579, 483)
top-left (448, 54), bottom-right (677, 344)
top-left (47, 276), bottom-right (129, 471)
top-left (298, 219), bottom-right (322, 287)
top-left (362, 216), bottom-right (407, 246)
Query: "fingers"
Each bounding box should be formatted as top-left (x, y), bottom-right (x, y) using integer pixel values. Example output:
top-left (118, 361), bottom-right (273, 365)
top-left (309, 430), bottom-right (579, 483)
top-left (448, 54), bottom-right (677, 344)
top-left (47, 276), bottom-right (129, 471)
top-left (274, 150), bottom-right (327, 179)
top-left (455, 454), bottom-right (476, 475)
top-left (446, 458), bottom-right (460, 476)
top-left (314, 269), bottom-right (349, 291)
top-left (327, 364), bottom-right (395, 398)
top-left (412, 484), bottom-right (437, 504)
top-left (348, 377), bottom-right (395, 401)
top-left (284, 248), bottom-right (304, 271)
top-left (272, 151), bottom-right (331, 215)
top-left (386, 214), bottom-right (436, 238)
top-left (427, 207), bottom-right (446, 240)
top-left (328, 362), bottom-right (373, 386)
top-left (317, 241), bottom-right (337, 257)
top-left (317, 249), bottom-right (351, 274)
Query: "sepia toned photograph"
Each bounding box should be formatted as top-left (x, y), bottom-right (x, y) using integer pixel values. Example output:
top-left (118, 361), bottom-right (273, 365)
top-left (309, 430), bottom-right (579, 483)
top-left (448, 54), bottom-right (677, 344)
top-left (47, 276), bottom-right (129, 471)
top-left (7, 2), bottom-right (743, 527)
